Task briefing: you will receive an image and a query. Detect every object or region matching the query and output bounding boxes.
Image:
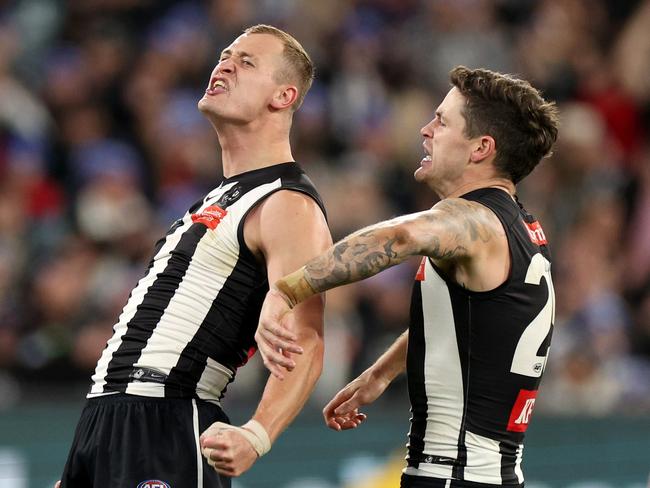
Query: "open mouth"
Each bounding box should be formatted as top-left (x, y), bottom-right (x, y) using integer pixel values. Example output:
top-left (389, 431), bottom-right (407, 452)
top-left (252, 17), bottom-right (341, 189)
top-left (206, 77), bottom-right (227, 95)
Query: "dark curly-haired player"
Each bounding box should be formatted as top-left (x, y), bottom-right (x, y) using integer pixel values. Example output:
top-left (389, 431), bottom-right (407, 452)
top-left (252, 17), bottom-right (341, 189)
top-left (257, 66), bottom-right (560, 487)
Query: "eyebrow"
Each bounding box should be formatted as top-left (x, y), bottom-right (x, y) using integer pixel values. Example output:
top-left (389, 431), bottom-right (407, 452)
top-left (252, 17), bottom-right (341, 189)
top-left (220, 49), bottom-right (257, 60)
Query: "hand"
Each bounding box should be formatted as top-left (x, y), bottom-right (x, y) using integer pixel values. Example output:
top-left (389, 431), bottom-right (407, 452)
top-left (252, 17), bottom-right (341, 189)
top-left (200, 423), bottom-right (258, 477)
top-left (55, 482), bottom-right (61, 488)
top-left (255, 289), bottom-right (304, 380)
top-left (322, 371), bottom-right (389, 431)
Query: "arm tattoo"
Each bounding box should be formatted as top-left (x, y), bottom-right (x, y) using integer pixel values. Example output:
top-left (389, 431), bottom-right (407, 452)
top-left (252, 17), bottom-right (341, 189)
top-left (304, 229), bottom-right (409, 293)
top-left (419, 199), bottom-right (495, 261)
top-left (425, 234), bottom-right (467, 261)
top-left (297, 199), bottom-right (497, 295)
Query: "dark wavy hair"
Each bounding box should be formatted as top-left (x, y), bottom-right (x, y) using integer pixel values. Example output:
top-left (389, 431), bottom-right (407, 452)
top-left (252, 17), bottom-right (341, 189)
top-left (450, 66), bottom-right (559, 184)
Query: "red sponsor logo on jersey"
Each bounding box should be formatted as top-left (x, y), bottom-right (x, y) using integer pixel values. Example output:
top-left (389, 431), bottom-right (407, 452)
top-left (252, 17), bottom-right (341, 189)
top-left (507, 389), bottom-right (538, 432)
top-left (191, 205), bottom-right (228, 230)
top-left (415, 257), bottom-right (427, 281)
top-left (524, 220), bottom-right (547, 246)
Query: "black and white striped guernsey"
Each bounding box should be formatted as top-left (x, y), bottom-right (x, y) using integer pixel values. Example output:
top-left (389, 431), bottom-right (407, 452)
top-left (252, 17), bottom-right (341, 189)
top-left (89, 162), bottom-right (326, 403)
top-left (405, 188), bottom-right (554, 485)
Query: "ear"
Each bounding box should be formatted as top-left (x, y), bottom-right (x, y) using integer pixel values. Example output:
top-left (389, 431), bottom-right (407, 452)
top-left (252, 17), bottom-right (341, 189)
top-left (270, 85), bottom-right (299, 111)
top-left (470, 135), bottom-right (496, 163)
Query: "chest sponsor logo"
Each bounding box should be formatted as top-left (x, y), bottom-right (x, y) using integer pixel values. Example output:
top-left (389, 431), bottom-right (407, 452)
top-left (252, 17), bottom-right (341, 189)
top-left (507, 389), bottom-right (538, 432)
top-left (415, 257), bottom-right (427, 281)
top-left (137, 481), bottom-right (170, 488)
top-left (524, 220), bottom-right (547, 246)
top-left (191, 205), bottom-right (228, 230)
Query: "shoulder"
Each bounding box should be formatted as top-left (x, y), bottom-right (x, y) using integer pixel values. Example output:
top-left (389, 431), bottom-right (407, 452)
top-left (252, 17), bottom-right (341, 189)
top-left (245, 189), bottom-right (331, 258)
top-left (431, 197), bottom-right (504, 235)
top-left (255, 189), bottom-right (326, 223)
top-left (433, 197), bottom-right (496, 218)
top-left (403, 197), bottom-right (504, 264)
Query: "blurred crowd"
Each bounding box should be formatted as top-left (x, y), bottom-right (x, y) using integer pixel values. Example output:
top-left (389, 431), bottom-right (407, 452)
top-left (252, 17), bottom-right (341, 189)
top-left (0, 0), bottom-right (649, 415)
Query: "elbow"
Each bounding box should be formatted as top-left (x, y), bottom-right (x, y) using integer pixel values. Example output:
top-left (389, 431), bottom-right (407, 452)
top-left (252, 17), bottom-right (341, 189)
top-left (388, 223), bottom-right (420, 258)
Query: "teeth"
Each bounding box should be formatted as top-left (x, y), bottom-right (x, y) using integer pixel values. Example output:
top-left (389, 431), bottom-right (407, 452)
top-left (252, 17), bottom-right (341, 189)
top-left (423, 155), bottom-right (432, 161)
top-left (211, 79), bottom-right (226, 90)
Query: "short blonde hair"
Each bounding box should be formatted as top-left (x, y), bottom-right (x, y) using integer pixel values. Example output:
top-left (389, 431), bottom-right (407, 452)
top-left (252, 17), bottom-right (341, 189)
top-left (244, 24), bottom-right (314, 111)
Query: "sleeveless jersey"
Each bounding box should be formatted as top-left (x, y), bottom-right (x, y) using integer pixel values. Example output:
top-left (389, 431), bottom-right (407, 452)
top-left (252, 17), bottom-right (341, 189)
top-left (405, 188), bottom-right (554, 485)
top-left (88, 162), bottom-right (326, 404)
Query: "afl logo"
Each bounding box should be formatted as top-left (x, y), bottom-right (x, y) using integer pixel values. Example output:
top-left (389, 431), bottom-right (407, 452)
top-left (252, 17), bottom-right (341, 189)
top-left (137, 481), bottom-right (170, 488)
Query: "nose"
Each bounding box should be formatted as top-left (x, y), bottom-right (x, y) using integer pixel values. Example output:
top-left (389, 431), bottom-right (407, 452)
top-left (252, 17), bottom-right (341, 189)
top-left (421, 120), bottom-right (434, 138)
top-left (217, 58), bottom-right (235, 74)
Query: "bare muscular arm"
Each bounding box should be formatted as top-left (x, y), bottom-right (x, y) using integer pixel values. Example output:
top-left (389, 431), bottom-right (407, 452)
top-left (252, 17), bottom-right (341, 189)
top-left (201, 190), bottom-right (332, 476)
top-left (256, 197), bottom-right (506, 375)
top-left (275, 198), bottom-right (499, 306)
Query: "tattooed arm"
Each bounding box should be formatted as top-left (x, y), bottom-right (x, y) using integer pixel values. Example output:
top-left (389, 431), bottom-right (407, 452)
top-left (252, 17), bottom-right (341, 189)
top-left (275, 198), bottom-right (496, 305)
top-left (255, 198), bottom-right (503, 377)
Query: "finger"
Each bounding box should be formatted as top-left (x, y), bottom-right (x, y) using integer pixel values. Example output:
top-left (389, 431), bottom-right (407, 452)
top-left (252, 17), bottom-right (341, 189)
top-left (202, 446), bottom-right (214, 465)
top-left (325, 409), bottom-right (360, 430)
top-left (202, 446), bottom-right (216, 459)
top-left (261, 348), bottom-right (296, 371)
top-left (264, 359), bottom-right (286, 381)
top-left (204, 445), bottom-right (236, 469)
top-left (258, 328), bottom-right (303, 355)
top-left (213, 452), bottom-right (234, 464)
top-left (323, 390), bottom-right (356, 419)
top-left (214, 464), bottom-right (235, 476)
top-left (55, 482), bottom-right (61, 488)
top-left (346, 413), bottom-right (367, 427)
top-left (329, 417), bottom-right (355, 431)
top-left (333, 397), bottom-right (360, 416)
top-left (336, 416), bottom-right (363, 430)
top-left (202, 437), bottom-right (232, 450)
top-left (259, 319), bottom-right (300, 345)
top-left (325, 418), bottom-right (342, 431)
top-left (323, 388), bottom-right (354, 413)
top-left (257, 334), bottom-right (297, 368)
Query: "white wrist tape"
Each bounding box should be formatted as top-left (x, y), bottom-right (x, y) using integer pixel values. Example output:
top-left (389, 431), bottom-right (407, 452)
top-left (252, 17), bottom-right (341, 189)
top-left (240, 420), bottom-right (272, 457)
top-left (202, 420), bottom-right (271, 458)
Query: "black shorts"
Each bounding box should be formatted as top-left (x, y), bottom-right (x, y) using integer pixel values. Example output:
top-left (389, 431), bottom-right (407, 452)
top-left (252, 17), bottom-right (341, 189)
top-left (401, 473), bottom-right (524, 488)
top-left (60, 393), bottom-right (231, 488)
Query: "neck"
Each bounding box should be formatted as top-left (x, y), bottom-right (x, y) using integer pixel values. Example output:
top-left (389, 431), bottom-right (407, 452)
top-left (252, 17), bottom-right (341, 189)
top-left (213, 118), bottom-right (294, 178)
top-left (442, 177), bottom-right (516, 199)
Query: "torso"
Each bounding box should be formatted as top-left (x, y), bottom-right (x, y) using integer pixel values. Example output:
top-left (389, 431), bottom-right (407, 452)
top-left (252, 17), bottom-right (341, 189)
top-left (405, 188), bottom-right (554, 485)
top-left (88, 162), bottom-right (326, 403)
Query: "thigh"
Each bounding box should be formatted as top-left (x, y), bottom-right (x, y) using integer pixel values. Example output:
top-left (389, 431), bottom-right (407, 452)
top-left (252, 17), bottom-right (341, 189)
top-left (59, 402), bottom-right (97, 487)
top-left (62, 395), bottom-right (231, 488)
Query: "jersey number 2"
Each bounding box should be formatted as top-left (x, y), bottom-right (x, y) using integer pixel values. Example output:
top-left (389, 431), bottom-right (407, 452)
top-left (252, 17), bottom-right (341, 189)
top-left (510, 253), bottom-right (555, 377)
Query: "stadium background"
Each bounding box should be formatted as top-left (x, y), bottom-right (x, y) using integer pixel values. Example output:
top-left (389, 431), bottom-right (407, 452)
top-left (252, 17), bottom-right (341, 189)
top-left (0, 0), bottom-right (649, 486)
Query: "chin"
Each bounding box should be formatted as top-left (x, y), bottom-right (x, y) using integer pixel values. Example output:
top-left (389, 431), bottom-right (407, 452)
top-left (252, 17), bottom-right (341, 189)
top-left (198, 97), bottom-right (212, 114)
top-left (414, 167), bottom-right (428, 183)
